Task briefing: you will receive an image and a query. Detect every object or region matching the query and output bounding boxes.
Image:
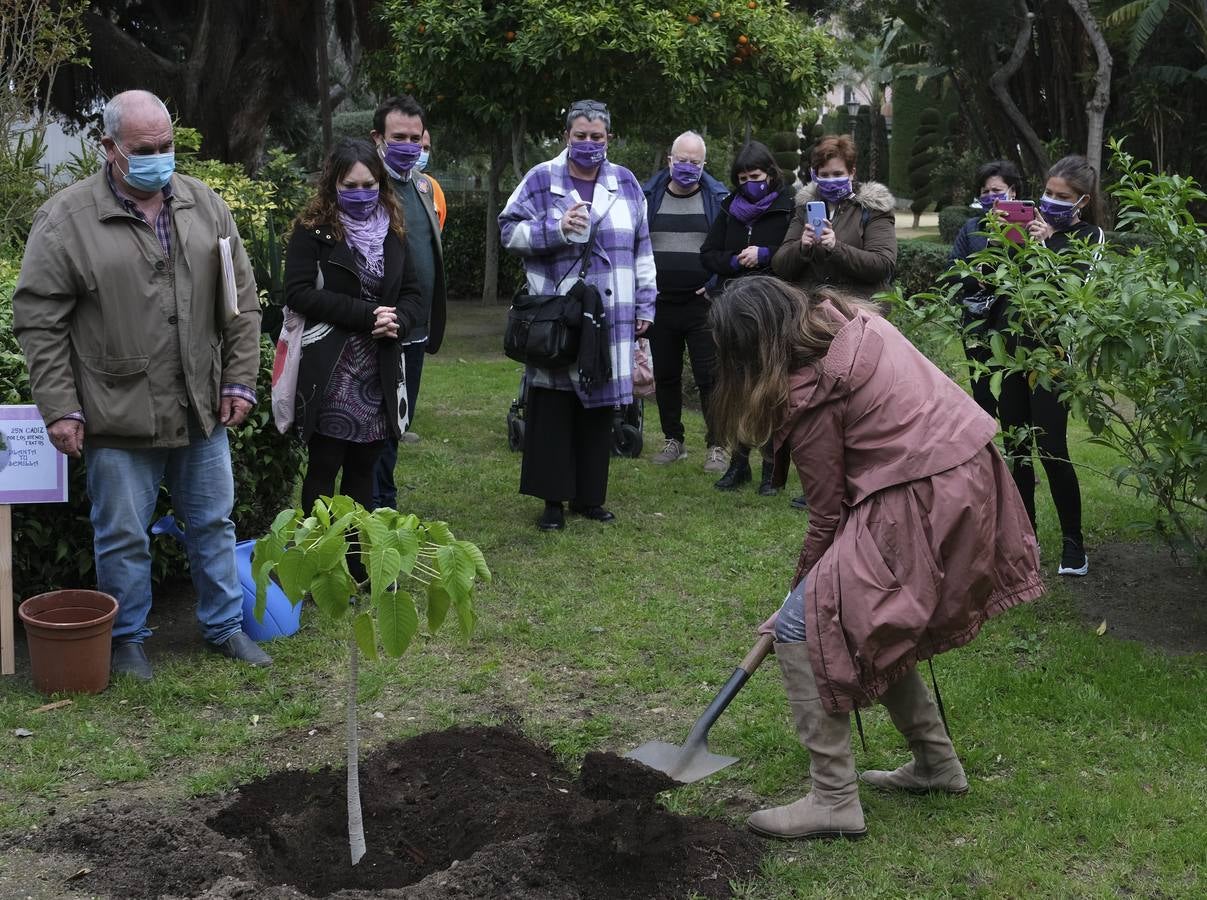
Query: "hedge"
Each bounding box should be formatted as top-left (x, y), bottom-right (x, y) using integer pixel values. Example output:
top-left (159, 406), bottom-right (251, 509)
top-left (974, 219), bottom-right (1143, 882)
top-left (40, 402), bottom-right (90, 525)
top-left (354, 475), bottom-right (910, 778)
top-left (939, 205), bottom-right (976, 242)
top-left (442, 192), bottom-right (528, 300)
top-left (895, 237), bottom-right (954, 299)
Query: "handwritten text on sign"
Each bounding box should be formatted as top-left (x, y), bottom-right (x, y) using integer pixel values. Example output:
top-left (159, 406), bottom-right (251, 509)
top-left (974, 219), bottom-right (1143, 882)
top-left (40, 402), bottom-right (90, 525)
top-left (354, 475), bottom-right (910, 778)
top-left (0, 405), bottom-right (68, 505)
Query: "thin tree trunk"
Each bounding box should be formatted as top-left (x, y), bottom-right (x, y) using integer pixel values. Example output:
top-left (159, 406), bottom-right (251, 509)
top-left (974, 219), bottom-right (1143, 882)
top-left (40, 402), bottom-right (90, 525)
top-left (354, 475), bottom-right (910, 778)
top-left (316, 0), bottom-right (332, 156)
top-left (989, 0), bottom-right (1050, 176)
top-left (482, 131), bottom-right (509, 304)
top-left (510, 111), bottom-right (527, 182)
top-left (346, 633), bottom-right (366, 865)
top-left (1066, 0), bottom-right (1112, 177)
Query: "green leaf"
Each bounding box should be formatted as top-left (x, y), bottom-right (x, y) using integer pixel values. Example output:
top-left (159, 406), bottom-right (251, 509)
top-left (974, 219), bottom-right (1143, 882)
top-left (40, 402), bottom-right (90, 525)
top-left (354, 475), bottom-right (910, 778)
top-left (359, 511), bottom-right (388, 553)
top-left (276, 546), bottom-right (318, 600)
top-left (369, 546), bottom-right (403, 607)
top-left (378, 590), bottom-right (418, 657)
top-left (311, 568), bottom-right (354, 620)
top-left (424, 520), bottom-right (454, 545)
top-left (386, 521), bottom-right (421, 575)
top-left (269, 507), bottom-right (300, 538)
top-left (426, 581), bottom-right (451, 633)
top-left (454, 539), bottom-right (491, 584)
top-left (989, 370), bottom-right (1003, 401)
top-left (312, 529), bottom-right (349, 572)
top-left (451, 590), bottom-right (477, 640)
top-left (353, 611), bottom-right (378, 662)
top-left (312, 496), bottom-right (332, 527)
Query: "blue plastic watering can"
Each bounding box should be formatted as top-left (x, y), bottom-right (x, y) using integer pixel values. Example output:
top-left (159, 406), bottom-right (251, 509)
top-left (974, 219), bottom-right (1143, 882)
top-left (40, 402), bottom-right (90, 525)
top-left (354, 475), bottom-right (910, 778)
top-left (151, 515), bottom-right (301, 642)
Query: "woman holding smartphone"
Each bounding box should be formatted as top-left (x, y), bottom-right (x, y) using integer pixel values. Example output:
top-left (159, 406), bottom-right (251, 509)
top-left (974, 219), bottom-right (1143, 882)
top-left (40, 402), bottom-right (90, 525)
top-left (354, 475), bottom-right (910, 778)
top-left (999, 155), bottom-right (1105, 577)
top-left (699, 140), bottom-right (795, 493)
top-left (948, 159), bottom-right (1027, 417)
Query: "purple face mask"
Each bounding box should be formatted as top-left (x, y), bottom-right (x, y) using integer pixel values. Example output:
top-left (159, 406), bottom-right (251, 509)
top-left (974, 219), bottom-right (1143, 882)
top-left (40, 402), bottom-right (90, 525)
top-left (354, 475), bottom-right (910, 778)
top-left (979, 191), bottom-right (1010, 211)
top-left (671, 161), bottom-right (702, 187)
top-left (1039, 194), bottom-right (1084, 228)
top-left (337, 187), bottom-right (379, 220)
top-left (739, 180), bottom-right (769, 201)
top-left (568, 139), bottom-right (606, 169)
top-left (383, 141), bottom-right (422, 173)
top-left (813, 173), bottom-right (852, 203)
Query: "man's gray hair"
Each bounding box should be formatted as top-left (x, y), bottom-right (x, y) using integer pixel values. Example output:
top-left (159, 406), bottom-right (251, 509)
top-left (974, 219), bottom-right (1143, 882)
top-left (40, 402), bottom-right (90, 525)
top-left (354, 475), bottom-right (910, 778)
top-left (671, 130), bottom-right (707, 159)
top-left (103, 90), bottom-right (172, 142)
top-left (565, 99), bottom-right (611, 132)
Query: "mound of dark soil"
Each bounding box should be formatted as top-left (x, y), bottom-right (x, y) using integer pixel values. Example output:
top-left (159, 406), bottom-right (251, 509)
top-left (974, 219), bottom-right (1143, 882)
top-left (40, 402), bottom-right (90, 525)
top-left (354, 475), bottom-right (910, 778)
top-left (25, 726), bottom-right (763, 899)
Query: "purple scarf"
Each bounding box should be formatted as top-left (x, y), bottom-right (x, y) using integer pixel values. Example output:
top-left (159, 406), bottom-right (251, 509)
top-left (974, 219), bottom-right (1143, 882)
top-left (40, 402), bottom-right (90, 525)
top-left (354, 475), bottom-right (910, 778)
top-left (338, 204), bottom-right (389, 277)
top-left (727, 189), bottom-right (780, 225)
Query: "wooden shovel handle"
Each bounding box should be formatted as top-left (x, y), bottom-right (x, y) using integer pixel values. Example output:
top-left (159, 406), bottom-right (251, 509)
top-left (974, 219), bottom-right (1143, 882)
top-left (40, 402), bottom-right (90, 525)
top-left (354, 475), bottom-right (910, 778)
top-left (738, 633), bottom-right (775, 675)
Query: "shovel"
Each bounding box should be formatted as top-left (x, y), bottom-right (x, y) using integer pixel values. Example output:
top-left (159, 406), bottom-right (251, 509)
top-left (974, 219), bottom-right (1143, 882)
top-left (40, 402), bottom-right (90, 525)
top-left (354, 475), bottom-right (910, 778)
top-left (626, 632), bottom-right (775, 784)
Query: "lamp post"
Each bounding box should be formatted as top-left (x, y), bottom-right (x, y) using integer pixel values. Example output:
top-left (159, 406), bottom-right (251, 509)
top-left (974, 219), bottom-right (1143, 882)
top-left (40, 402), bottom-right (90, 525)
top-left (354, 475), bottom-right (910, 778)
top-left (845, 99), bottom-right (861, 136)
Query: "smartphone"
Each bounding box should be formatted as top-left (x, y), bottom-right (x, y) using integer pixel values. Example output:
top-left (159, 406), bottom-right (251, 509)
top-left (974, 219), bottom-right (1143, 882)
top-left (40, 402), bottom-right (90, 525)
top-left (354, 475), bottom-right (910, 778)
top-left (992, 199), bottom-right (1035, 243)
top-left (805, 201), bottom-right (827, 238)
top-left (565, 201), bottom-right (592, 244)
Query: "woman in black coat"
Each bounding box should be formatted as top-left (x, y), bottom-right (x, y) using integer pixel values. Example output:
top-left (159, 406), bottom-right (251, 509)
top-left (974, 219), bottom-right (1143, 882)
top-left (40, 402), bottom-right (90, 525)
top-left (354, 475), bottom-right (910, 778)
top-left (284, 137), bottom-right (422, 515)
top-left (699, 141), bottom-right (795, 492)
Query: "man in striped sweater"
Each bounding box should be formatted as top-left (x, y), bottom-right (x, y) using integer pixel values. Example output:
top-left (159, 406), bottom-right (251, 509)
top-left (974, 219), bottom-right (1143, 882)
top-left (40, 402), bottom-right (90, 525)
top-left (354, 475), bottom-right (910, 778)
top-left (642, 131), bottom-right (729, 473)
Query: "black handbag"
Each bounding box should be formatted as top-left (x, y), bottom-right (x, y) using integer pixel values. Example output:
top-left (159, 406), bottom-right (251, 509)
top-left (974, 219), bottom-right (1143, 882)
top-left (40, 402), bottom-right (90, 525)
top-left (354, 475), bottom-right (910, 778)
top-left (503, 226), bottom-right (597, 368)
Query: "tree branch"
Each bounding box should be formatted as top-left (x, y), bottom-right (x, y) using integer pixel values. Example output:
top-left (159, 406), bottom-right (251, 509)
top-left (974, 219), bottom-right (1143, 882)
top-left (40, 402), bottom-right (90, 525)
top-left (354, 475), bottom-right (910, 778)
top-left (988, 0), bottom-right (1050, 175)
top-left (1066, 0), bottom-right (1113, 176)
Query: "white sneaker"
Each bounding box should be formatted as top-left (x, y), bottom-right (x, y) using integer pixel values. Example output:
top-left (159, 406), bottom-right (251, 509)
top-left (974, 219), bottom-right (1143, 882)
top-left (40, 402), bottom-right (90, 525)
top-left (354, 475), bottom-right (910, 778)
top-left (703, 445), bottom-right (729, 474)
top-left (652, 438), bottom-right (687, 464)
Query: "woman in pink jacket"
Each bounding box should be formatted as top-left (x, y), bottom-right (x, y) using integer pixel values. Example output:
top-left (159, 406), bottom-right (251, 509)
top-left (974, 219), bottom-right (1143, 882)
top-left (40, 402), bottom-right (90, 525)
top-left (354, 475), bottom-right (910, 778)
top-left (709, 276), bottom-right (1044, 841)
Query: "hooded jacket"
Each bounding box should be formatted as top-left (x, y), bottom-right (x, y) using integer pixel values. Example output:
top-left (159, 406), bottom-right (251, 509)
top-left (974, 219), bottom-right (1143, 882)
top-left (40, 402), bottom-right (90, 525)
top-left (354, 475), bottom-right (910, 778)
top-left (772, 181), bottom-right (898, 302)
top-left (773, 303), bottom-right (1044, 713)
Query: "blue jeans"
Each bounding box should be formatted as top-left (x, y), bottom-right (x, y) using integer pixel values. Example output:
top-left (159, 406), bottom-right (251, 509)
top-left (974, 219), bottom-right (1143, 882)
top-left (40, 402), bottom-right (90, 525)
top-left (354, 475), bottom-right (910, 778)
top-left (774, 576), bottom-right (808, 643)
top-left (86, 425), bottom-right (243, 644)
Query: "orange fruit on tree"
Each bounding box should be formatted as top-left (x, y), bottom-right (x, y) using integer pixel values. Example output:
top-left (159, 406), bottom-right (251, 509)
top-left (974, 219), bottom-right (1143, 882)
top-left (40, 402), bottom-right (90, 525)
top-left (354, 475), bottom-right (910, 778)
top-left (711, 11), bottom-right (721, 19)
top-left (505, 30), bottom-right (516, 41)
top-left (417, 23), bottom-right (425, 34)
top-left (737, 34), bottom-right (749, 44)
top-left (686, 14), bottom-right (699, 24)
top-left (747, 1), bottom-right (758, 8)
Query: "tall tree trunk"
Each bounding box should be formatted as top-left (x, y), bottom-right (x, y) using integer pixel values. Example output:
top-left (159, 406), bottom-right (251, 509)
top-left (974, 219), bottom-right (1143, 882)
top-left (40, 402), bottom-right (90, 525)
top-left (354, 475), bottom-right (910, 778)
top-left (989, 0), bottom-right (1051, 177)
top-left (482, 131), bottom-right (509, 304)
top-left (1066, 0), bottom-right (1112, 177)
top-left (346, 634), bottom-right (366, 865)
top-left (510, 112), bottom-right (527, 182)
top-left (316, 0), bottom-right (332, 156)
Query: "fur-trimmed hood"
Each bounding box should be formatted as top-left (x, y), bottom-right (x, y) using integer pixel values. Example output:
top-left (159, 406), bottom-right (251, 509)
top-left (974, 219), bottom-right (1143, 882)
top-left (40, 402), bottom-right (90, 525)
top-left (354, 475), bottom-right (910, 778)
top-left (795, 180), bottom-right (896, 213)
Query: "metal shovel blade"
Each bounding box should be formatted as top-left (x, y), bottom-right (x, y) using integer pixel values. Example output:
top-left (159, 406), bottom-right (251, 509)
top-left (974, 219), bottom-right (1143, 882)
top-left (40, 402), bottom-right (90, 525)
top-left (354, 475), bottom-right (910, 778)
top-left (625, 738), bottom-right (739, 785)
top-left (623, 633), bottom-right (775, 785)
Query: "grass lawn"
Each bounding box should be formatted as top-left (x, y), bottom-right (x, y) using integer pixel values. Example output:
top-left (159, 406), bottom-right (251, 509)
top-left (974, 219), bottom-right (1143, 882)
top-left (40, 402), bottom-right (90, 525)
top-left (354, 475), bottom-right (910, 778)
top-left (2, 303), bottom-right (1204, 898)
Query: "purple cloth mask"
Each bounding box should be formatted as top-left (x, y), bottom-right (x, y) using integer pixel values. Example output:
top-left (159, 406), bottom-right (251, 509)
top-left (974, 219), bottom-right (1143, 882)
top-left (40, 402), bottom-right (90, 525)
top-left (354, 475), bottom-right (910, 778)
top-left (568, 140), bottom-right (607, 169)
top-left (384, 141), bottom-right (422, 173)
top-left (337, 187), bottom-right (380, 221)
top-left (1039, 195), bottom-right (1084, 228)
top-left (739, 180), bottom-right (770, 202)
top-left (812, 174), bottom-right (852, 203)
top-left (671, 161), bottom-right (702, 187)
top-left (979, 192), bottom-right (1010, 211)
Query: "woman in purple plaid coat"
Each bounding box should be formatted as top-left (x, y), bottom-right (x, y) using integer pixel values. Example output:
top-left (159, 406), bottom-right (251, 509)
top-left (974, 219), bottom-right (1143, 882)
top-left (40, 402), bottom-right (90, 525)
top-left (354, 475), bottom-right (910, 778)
top-left (499, 100), bottom-right (657, 532)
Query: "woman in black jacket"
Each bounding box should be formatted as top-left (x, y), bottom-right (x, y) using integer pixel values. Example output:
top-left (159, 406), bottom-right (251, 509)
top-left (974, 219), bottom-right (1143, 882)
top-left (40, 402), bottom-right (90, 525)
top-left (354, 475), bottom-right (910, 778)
top-left (699, 141), bottom-right (795, 492)
top-left (284, 137), bottom-right (423, 515)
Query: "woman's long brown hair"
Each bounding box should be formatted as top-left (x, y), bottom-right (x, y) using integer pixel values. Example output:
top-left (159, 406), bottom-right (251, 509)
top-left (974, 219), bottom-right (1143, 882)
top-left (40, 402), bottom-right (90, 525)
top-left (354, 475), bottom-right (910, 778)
top-left (707, 276), bottom-right (876, 448)
top-left (297, 137), bottom-right (406, 241)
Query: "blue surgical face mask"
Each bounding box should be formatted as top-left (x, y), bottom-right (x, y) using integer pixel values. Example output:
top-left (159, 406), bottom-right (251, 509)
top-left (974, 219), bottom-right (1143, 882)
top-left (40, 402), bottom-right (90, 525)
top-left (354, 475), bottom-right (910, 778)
top-left (416, 149), bottom-right (430, 172)
top-left (117, 144), bottom-right (175, 192)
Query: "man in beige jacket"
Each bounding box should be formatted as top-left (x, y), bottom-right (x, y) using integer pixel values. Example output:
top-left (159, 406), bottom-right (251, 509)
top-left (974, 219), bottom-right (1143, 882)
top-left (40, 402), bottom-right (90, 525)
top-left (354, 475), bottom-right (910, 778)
top-left (14, 90), bottom-right (270, 680)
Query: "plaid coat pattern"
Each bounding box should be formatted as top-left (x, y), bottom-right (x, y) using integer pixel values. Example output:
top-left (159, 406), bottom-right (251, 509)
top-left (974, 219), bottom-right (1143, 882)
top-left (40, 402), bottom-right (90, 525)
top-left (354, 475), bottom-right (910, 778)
top-left (499, 149), bottom-right (656, 408)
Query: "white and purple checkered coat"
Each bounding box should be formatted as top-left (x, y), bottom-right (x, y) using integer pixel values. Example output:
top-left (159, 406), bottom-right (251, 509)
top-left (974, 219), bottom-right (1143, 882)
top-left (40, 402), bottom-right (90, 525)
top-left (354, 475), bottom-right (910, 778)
top-left (499, 149), bottom-right (657, 408)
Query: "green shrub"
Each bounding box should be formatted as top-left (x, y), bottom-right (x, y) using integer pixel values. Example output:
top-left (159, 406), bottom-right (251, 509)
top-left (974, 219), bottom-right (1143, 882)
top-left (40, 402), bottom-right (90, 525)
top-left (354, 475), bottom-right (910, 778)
top-left (894, 237), bottom-right (953, 299)
top-left (939, 205), bottom-right (975, 242)
top-left (442, 192), bottom-right (526, 299)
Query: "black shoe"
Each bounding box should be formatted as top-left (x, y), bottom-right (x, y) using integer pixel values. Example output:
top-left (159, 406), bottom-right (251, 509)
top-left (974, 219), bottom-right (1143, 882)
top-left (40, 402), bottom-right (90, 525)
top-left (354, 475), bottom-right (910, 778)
top-left (790, 495), bottom-right (808, 510)
top-left (757, 461), bottom-right (779, 496)
top-left (714, 458), bottom-right (752, 491)
top-left (207, 631), bottom-right (273, 666)
top-left (538, 502), bottom-right (565, 531)
top-left (1057, 535), bottom-right (1089, 576)
top-left (111, 642), bottom-right (153, 681)
top-left (569, 503), bottom-right (616, 523)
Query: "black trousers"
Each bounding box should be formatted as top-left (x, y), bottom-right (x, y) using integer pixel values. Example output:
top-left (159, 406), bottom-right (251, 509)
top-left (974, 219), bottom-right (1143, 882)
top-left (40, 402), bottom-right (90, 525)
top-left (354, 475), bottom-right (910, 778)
top-left (371, 340), bottom-right (427, 509)
top-left (520, 386), bottom-right (612, 506)
top-left (962, 339), bottom-right (997, 418)
top-left (997, 372), bottom-right (1082, 540)
top-left (303, 434), bottom-right (385, 513)
top-left (647, 296), bottom-right (717, 446)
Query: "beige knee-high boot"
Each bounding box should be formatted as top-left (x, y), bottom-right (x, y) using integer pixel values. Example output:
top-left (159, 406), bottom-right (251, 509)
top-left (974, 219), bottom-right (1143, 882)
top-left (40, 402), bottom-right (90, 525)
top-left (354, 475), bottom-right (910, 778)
top-left (859, 667), bottom-right (969, 794)
top-left (747, 641), bottom-right (867, 840)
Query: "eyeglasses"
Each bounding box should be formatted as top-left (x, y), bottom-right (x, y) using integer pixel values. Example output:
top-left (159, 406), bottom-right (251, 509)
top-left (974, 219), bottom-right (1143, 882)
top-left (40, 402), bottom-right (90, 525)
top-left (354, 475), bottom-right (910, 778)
top-left (568, 100), bottom-right (609, 116)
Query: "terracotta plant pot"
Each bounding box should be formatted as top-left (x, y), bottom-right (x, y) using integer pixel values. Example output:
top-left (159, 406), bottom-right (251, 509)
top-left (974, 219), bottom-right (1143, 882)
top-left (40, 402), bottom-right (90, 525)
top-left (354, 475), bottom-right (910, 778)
top-left (18, 590), bottom-right (119, 695)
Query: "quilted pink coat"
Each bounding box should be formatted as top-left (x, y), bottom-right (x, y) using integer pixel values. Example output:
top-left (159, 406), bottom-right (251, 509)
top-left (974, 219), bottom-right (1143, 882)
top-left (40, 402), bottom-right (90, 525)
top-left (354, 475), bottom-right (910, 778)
top-left (773, 304), bottom-right (1045, 713)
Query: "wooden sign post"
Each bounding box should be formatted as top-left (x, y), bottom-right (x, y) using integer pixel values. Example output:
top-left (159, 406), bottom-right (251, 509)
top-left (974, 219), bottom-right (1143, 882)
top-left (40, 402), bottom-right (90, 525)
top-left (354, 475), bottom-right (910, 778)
top-left (0, 406), bottom-right (69, 675)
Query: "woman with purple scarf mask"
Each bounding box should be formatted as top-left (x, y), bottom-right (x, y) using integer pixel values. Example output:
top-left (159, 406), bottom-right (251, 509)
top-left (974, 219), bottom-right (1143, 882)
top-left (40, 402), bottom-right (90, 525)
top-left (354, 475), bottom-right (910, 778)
top-left (284, 138), bottom-right (423, 518)
top-left (699, 140), bottom-right (796, 493)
